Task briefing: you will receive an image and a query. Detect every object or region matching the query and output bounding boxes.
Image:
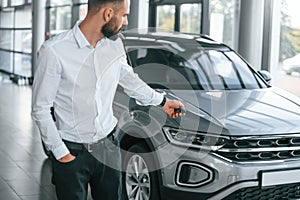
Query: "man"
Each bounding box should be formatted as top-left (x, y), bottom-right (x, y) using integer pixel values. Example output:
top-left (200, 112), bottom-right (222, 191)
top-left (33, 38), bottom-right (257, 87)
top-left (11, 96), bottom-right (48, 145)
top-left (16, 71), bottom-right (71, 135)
top-left (31, 0), bottom-right (185, 199)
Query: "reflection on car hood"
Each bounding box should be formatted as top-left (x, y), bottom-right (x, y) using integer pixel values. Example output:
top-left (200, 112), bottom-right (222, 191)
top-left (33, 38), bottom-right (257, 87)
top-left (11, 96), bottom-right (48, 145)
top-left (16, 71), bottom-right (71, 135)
top-left (170, 88), bottom-right (300, 136)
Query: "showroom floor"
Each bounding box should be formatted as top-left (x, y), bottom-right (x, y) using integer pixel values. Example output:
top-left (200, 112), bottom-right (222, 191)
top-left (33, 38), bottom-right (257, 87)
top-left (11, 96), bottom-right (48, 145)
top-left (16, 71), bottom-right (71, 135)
top-left (0, 75), bottom-right (97, 200)
top-left (0, 79), bottom-right (56, 200)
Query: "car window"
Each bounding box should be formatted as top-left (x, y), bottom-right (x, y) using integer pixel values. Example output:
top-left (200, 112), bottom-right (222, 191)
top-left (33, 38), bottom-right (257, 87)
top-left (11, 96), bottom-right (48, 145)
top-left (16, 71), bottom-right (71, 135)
top-left (193, 50), bottom-right (260, 90)
top-left (224, 51), bottom-right (264, 89)
top-left (128, 48), bottom-right (203, 90)
top-left (127, 47), bottom-right (266, 90)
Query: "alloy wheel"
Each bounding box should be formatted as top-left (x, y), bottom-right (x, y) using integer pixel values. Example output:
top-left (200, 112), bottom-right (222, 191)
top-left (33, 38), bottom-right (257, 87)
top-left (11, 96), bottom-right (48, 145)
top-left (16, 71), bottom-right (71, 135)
top-left (125, 154), bottom-right (151, 200)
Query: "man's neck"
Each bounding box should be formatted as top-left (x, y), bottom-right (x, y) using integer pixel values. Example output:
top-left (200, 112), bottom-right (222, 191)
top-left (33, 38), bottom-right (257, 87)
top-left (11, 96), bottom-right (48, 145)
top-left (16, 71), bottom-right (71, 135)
top-left (79, 16), bottom-right (105, 48)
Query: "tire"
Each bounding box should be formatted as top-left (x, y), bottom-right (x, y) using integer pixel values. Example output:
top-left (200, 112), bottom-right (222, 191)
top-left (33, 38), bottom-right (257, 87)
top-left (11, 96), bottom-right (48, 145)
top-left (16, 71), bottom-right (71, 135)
top-left (122, 144), bottom-right (161, 200)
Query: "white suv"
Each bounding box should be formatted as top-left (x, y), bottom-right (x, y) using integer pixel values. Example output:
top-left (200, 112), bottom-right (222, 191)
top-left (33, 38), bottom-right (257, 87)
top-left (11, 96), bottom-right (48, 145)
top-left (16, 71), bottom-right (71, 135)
top-left (113, 31), bottom-right (300, 200)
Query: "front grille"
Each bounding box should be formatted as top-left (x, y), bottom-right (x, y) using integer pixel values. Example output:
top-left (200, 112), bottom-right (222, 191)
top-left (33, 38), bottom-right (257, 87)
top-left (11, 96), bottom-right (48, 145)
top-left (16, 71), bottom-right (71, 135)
top-left (216, 136), bottom-right (300, 162)
top-left (223, 183), bottom-right (300, 200)
top-left (225, 138), bottom-right (300, 149)
top-left (218, 150), bottom-right (300, 162)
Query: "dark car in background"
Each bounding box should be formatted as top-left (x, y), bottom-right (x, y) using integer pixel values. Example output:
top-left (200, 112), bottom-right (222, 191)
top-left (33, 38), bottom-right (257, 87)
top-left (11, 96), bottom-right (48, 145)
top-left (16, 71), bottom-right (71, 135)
top-left (113, 31), bottom-right (300, 200)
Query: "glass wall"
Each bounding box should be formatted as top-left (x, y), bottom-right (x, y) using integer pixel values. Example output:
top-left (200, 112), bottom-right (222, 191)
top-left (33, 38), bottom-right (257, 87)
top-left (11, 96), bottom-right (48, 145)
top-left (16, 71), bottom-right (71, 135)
top-left (49, 6), bottom-right (72, 33)
top-left (11, 0), bottom-right (26, 7)
top-left (1, 0), bottom-right (9, 7)
top-left (180, 3), bottom-right (201, 34)
top-left (0, 0), bottom-right (88, 82)
top-left (14, 5), bottom-right (32, 77)
top-left (149, 0), bottom-right (205, 34)
top-left (275, 0), bottom-right (300, 97)
top-left (46, 0), bottom-right (88, 38)
top-left (0, 1), bottom-right (32, 80)
top-left (156, 5), bottom-right (175, 31)
top-left (0, 0), bottom-right (243, 84)
top-left (210, 0), bottom-right (240, 48)
top-left (0, 8), bottom-right (14, 74)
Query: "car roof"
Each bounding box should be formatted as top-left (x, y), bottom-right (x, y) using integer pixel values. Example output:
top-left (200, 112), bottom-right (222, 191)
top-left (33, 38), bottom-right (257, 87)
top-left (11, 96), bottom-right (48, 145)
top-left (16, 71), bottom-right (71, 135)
top-left (121, 30), bottom-right (231, 51)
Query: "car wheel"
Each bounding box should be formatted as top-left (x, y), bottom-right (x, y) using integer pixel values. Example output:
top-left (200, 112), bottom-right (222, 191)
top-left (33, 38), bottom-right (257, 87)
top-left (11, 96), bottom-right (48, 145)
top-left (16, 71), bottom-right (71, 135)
top-left (123, 144), bottom-right (160, 200)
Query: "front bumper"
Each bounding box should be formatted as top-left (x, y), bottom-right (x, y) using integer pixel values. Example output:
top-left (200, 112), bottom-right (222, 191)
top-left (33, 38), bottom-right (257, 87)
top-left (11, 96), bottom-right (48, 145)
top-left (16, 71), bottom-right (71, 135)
top-left (156, 143), bottom-right (300, 199)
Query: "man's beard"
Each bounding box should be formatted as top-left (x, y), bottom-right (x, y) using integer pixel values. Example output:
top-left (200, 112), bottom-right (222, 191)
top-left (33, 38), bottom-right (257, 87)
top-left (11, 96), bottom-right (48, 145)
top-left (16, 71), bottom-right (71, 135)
top-left (102, 17), bottom-right (123, 38)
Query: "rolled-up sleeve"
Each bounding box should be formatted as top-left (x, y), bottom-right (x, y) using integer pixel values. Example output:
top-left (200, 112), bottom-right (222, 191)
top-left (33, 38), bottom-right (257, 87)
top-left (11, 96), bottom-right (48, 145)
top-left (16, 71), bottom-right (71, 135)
top-left (119, 55), bottom-right (164, 106)
top-left (31, 44), bottom-right (69, 160)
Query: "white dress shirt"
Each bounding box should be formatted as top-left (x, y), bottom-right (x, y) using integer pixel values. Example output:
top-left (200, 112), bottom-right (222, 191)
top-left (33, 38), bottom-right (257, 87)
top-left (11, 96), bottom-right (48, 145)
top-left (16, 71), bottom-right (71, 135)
top-left (31, 21), bottom-right (164, 159)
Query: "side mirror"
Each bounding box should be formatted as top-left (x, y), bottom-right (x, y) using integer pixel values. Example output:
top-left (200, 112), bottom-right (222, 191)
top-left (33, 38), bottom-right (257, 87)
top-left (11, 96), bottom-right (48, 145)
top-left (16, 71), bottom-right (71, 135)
top-left (258, 70), bottom-right (272, 84)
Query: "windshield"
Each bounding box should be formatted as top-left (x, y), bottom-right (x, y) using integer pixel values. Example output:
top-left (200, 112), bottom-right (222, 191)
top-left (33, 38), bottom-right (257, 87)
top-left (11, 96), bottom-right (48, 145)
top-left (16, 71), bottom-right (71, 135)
top-left (127, 48), bottom-right (267, 90)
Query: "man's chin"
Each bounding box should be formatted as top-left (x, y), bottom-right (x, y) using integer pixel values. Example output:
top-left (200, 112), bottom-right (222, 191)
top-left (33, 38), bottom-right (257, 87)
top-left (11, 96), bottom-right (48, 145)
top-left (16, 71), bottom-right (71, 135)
top-left (107, 33), bottom-right (120, 41)
top-left (104, 30), bottom-right (122, 40)
top-left (102, 32), bottom-right (114, 38)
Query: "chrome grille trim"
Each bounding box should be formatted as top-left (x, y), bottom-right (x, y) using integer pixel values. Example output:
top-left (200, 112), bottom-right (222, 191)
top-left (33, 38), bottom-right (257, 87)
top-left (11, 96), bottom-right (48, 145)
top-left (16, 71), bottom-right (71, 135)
top-left (291, 138), bottom-right (300, 145)
top-left (230, 134), bottom-right (300, 140)
top-left (212, 152), bottom-right (300, 164)
top-left (218, 146), bottom-right (300, 153)
top-left (215, 134), bottom-right (300, 162)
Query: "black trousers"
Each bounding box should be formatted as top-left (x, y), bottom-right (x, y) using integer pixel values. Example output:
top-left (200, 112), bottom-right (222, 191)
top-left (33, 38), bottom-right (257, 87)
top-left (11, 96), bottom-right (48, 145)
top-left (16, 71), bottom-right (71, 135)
top-left (51, 132), bottom-right (122, 200)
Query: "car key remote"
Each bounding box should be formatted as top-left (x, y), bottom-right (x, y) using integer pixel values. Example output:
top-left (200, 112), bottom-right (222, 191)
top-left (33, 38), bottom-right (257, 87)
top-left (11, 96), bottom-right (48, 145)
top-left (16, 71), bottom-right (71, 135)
top-left (174, 108), bottom-right (185, 114)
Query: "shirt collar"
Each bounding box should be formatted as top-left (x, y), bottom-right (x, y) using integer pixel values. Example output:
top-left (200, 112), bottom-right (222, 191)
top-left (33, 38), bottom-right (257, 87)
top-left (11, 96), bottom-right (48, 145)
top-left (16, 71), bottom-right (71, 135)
top-left (73, 20), bottom-right (91, 49)
top-left (73, 20), bottom-right (107, 49)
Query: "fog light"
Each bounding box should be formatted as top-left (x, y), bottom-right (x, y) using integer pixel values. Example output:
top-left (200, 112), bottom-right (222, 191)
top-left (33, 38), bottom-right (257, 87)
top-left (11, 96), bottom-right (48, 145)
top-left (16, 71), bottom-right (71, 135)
top-left (176, 162), bottom-right (213, 187)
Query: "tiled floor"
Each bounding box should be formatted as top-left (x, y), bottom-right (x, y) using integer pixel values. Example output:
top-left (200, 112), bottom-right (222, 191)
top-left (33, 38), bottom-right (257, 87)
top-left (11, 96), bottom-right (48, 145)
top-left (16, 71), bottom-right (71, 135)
top-left (0, 76), bottom-right (95, 200)
top-left (0, 79), bottom-right (57, 200)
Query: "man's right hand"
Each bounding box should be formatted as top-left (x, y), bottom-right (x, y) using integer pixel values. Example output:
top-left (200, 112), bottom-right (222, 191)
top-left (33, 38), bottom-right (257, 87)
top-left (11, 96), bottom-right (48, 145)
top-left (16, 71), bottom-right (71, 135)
top-left (58, 153), bottom-right (76, 163)
top-left (162, 98), bottom-right (185, 118)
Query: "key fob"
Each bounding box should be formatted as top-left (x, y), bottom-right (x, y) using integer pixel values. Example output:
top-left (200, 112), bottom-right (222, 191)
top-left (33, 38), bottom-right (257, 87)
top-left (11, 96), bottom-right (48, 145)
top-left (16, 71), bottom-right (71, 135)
top-left (174, 108), bottom-right (185, 114)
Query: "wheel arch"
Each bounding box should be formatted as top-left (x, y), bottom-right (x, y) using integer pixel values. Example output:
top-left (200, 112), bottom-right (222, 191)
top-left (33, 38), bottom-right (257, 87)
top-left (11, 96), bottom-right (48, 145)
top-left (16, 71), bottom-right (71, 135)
top-left (119, 125), bottom-right (165, 200)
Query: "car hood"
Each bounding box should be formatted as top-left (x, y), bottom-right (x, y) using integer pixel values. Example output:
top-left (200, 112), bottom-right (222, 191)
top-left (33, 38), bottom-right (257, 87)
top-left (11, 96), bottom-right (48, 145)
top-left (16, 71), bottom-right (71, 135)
top-left (168, 88), bottom-right (300, 136)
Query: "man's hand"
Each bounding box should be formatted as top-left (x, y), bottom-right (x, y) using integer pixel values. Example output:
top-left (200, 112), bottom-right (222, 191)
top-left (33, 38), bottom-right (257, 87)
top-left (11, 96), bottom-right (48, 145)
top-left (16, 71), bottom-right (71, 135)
top-left (162, 98), bottom-right (185, 118)
top-left (58, 153), bottom-right (76, 163)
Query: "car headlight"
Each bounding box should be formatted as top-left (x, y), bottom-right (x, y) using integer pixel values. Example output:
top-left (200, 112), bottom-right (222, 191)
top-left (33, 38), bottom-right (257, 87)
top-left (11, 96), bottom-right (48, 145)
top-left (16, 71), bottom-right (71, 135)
top-left (163, 127), bottom-right (229, 151)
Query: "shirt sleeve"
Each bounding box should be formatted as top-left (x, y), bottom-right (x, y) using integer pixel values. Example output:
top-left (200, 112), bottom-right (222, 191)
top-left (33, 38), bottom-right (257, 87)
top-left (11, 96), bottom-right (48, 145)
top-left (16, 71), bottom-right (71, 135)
top-left (119, 54), bottom-right (164, 106)
top-left (31, 44), bottom-right (69, 160)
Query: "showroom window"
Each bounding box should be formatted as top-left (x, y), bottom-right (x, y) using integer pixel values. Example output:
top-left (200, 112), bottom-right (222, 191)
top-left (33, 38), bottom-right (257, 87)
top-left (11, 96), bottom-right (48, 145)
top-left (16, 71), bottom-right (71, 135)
top-left (11, 0), bottom-right (26, 7)
top-left (0, 0), bottom-right (9, 7)
top-left (210, 0), bottom-right (240, 49)
top-left (156, 5), bottom-right (176, 31)
top-left (180, 3), bottom-right (201, 34)
top-left (275, 0), bottom-right (300, 97)
top-left (0, 1), bottom-right (32, 80)
top-left (46, 0), bottom-right (87, 38)
top-left (149, 0), bottom-right (209, 34)
top-left (46, 0), bottom-right (72, 36)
